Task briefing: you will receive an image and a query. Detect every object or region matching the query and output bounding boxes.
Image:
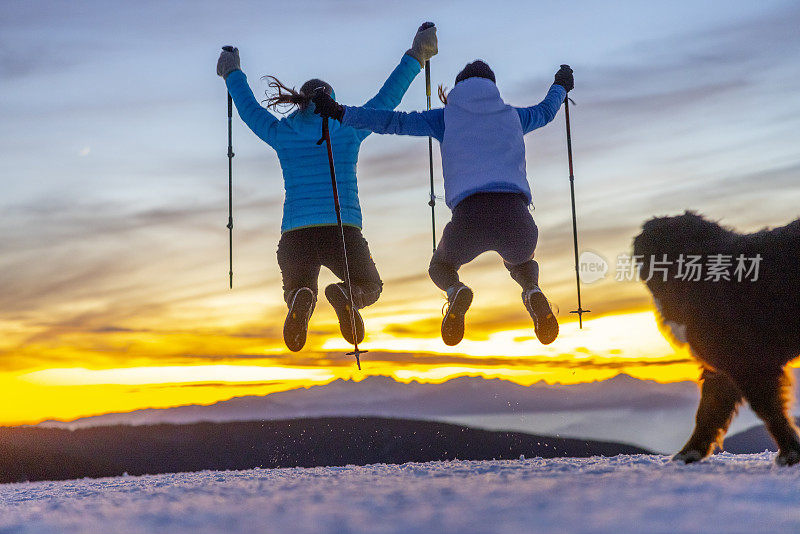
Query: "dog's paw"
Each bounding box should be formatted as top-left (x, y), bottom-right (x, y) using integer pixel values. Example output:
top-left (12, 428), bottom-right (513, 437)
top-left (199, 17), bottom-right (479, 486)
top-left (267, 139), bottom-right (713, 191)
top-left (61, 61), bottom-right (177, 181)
top-left (776, 449), bottom-right (800, 466)
top-left (672, 450), bottom-right (705, 464)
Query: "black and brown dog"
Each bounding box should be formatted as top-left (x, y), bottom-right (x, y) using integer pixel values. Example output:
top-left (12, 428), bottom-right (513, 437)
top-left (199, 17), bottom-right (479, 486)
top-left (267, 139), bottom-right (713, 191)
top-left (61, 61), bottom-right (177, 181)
top-left (633, 212), bottom-right (800, 465)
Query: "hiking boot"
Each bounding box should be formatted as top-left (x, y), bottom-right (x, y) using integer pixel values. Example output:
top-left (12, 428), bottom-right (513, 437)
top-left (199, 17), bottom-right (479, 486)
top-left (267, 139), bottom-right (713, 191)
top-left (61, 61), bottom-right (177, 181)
top-left (441, 284), bottom-right (473, 346)
top-left (283, 287), bottom-right (315, 352)
top-left (523, 287), bottom-right (558, 345)
top-left (325, 283), bottom-right (365, 345)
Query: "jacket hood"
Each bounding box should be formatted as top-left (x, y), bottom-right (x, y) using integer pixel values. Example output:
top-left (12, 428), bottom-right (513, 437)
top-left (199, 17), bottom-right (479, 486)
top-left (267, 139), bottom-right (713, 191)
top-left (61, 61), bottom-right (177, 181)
top-left (284, 105), bottom-right (342, 140)
top-left (446, 77), bottom-right (508, 114)
top-left (281, 86), bottom-right (338, 139)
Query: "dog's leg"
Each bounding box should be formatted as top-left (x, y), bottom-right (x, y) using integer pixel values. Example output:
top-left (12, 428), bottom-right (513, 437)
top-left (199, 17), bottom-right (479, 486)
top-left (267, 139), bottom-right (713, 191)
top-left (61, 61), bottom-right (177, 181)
top-left (674, 368), bottom-right (742, 463)
top-left (737, 367), bottom-right (800, 466)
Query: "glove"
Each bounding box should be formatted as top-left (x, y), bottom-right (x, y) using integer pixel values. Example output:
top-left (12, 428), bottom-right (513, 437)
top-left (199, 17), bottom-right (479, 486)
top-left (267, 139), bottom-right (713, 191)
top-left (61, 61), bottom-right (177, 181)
top-left (311, 88), bottom-right (344, 121)
top-left (217, 46), bottom-right (240, 79)
top-left (406, 22), bottom-right (438, 66)
top-left (554, 64), bottom-right (574, 92)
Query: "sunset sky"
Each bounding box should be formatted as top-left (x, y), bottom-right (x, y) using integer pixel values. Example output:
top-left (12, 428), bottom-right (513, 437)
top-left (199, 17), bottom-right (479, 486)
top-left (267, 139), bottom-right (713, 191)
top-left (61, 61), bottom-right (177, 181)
top-left (1, 0), bottom-right (799, 425)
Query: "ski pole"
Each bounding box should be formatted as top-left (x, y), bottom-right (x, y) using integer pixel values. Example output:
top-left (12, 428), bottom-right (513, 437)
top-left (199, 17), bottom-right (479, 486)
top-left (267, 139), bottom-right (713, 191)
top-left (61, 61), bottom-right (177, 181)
top-left (563, 92), bottom-right (590, 328)
top-left (317, 115), bottom-right (368, 369)
top-left (223, 45), bottom-right (235, 289)
top-left (425, 58), bottom-right (436, 253)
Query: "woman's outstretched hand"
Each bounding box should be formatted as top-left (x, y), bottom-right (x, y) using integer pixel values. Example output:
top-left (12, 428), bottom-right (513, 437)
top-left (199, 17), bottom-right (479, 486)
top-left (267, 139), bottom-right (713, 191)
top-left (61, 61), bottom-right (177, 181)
top-left (554, 64), bottom-right (574, 92)
top-left (217, 46), bottom-right (240, 79)
top-left (312, 88), bottom-right (344, 121)
top-left (407, 22), bottom-right (438, 66)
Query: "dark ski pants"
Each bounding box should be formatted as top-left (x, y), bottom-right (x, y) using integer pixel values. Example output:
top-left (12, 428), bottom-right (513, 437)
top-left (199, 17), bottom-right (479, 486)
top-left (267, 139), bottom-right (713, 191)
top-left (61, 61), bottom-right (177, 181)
top-left (429, 192), bottom-right (540, 292)
top-left (276, 225), bottom-right (382, 309)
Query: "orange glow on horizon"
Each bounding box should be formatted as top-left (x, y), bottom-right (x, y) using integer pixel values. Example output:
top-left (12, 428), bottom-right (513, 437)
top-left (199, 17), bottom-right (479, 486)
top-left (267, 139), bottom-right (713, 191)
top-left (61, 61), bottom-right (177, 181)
top-left (0, 309), bottom-right (708, 426)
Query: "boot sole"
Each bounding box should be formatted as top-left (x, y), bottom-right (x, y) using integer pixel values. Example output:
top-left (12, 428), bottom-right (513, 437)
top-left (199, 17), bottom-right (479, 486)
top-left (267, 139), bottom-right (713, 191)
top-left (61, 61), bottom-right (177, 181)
top-left (283, 288), bottom-right (315, 352)
top-left (325, 284), bottom-right (365, 345)
top-left (527, 291), bottom-right (559, 345)
top-left (441, 286), bottom-right (473, 346)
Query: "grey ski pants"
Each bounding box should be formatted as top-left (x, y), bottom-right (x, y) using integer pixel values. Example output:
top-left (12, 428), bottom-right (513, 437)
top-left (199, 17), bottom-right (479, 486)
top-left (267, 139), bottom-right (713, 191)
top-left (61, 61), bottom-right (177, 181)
top-left (428, 192), bottom-right (540, 291)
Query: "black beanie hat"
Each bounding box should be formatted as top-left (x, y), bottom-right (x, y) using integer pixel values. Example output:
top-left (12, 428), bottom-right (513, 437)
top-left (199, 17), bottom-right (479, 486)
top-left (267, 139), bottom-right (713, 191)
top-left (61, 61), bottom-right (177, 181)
top-left (300, 78), bottom-right (333, 97)
top-left (455, 60), bottom-right (495, 84)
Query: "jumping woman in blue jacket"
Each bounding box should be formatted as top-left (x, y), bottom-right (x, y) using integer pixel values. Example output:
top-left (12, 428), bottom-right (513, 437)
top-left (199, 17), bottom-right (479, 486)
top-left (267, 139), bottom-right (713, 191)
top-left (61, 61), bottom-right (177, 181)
top-left (312, 61), bottom-right (573, 346)
top-left (216, 24), bottom-right (438, 352)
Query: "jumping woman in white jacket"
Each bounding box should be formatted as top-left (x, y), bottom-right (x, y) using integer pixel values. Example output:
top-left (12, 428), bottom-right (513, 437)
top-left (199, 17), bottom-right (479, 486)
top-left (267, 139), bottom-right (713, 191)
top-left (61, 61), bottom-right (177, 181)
top-left (312, 62), bottom-right (574, 346)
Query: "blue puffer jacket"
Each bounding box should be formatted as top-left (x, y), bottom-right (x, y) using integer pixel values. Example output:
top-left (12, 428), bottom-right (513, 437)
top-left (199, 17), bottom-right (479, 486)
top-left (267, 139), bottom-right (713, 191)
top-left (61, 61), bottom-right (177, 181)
top-left (225, 54), bottom-right (421, 233)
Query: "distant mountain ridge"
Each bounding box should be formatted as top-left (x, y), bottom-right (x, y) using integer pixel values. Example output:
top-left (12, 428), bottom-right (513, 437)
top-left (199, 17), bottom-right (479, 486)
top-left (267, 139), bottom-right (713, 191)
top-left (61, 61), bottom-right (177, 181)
top-left (38, 374), bottom-right (701, 429)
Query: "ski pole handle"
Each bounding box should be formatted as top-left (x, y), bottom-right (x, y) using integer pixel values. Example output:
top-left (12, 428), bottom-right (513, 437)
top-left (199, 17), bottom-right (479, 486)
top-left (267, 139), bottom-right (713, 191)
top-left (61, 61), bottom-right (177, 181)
top-left (425, 60), bottom-right (431, 99)
top-left (222, 46), bottom-right (235, 118)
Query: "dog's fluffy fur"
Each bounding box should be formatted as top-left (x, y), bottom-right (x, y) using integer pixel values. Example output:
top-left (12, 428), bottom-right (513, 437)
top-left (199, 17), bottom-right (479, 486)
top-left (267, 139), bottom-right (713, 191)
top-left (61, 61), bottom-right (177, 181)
top-left (633, 212), bottom-right (800, 465)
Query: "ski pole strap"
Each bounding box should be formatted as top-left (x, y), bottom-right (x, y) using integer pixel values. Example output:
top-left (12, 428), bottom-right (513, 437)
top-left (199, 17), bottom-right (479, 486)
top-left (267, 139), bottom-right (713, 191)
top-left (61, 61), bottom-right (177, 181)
top-left (317, 117), bottom-right (329, 146)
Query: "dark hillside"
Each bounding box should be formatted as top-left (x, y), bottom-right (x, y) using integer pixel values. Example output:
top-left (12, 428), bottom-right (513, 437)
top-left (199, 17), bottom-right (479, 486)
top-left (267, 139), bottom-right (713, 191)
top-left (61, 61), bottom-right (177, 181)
top-left (0, 417), bottom-right (650, 483)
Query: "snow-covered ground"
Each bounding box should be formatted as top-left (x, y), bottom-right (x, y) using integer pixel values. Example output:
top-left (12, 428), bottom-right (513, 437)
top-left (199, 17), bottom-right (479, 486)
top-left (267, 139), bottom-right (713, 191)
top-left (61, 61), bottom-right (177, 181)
top-left (2, 454), bottom-right (799, 533)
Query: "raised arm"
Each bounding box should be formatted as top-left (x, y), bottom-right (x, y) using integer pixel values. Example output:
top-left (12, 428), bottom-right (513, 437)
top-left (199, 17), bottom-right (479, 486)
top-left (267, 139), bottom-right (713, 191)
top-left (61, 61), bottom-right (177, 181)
top-left (516, 65), bottom-right (574, 134)
top-left (515, 84), bottom-right (567, 134)
top-left (217, 47), bottom-right (279, 146)
top-left (361, 54), bottom-right (422, 111)
top-left (354, 23), bottom-right (438, 140)
top-left (225, 71), bottom-right (280, 146)
top-left (312, 86), bottom-right (445, 140)
top-left (361, 23), bottom-right (437, 109)
top-left (344, 107), bottom-right (445, 141)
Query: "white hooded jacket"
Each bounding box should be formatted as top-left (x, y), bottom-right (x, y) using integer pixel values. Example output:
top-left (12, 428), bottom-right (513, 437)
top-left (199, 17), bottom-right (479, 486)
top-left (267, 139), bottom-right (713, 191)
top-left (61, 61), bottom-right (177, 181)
top-left (441, 77), bottom-right (530, 209)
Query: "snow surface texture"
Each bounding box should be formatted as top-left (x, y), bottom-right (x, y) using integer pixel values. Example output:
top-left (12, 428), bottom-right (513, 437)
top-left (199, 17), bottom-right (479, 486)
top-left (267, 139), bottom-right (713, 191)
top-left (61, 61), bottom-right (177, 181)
top-left (2, 454), bottom-right (800, 533)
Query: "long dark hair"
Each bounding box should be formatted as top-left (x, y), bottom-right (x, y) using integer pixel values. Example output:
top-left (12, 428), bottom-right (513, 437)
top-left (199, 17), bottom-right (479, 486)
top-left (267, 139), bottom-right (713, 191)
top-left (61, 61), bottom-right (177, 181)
top-left (261, 77), bottom-right (332, 113)
top-left (438, 84), bottom-right (449, 105)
